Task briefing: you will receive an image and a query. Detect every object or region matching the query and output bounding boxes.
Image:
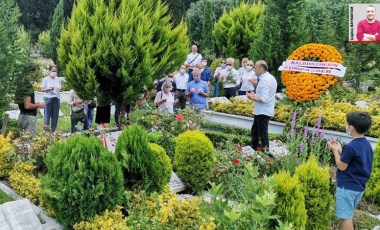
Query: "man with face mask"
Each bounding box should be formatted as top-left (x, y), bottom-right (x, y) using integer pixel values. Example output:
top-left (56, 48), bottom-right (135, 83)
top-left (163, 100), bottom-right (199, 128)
top-left (217, 57), bottom-right (240, 99)
top-left (213, 59), bottom-right (227, 97)
top-left (188, 60), bottom-right (211, 84)
top-left (156, 73), bottom-right (177, 92)
top-left (184, 45), bottom-right (203, 75)
top-left (174, 65), bottom-right (189, 109)
top-left (186, 68), bottom-right (210, 111)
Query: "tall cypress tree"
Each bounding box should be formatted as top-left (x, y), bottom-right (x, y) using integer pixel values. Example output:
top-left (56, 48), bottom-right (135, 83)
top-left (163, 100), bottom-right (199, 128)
top-left (249, 0), bottom-right (309, 78)
top-left (58, 0), bottom-right (189, 126)
top-left (200, 0), bottom-right (215, 59)
top-left (0, 0), bottom-right (21, 120)
top-left (50, 0), bottom-right (64, 64)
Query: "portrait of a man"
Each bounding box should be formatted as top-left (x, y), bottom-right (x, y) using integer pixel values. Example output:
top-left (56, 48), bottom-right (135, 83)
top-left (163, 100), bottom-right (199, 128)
top-left (356, 5), bottom-right (380, 42)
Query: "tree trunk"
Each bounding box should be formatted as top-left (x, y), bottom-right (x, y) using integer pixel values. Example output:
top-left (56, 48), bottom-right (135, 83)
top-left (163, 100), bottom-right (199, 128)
top-left (119, 99), bottom-right (127, 130)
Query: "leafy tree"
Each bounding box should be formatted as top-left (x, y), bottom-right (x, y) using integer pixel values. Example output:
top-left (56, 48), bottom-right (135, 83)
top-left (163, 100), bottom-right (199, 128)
top-left (15, 0), bottom-right (59, 40)
top-left (213, 2), bottom-right (265, 60)
top-left (165, 0), bottom-right (198, 25)
top-left (249, 0), bottom-right (309, 78)
top-left (0, 0), bottom-right (21, 120)
top-left (58, 0), bottom-right (189, 126)
top-left (50, 0), bottom-right (64, 64)
top-left (200, 0), bottom-right (215, 60)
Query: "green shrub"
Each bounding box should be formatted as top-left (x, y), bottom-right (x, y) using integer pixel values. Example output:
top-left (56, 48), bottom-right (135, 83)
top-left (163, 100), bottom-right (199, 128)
top-left (148, 143), bottom-right (172, 193)
top-left (175, 130), bottom-right (215, 194)
top-left (295, 155), bottom-right (332, 230)
top-left (365, 140), bottom-right (380, 204)
top-left (115, 124), bottom-right (163, 193)
top-left (274, 171), bottom-right (307, 230)
top-left (73, 207), bottom-right (127, 230)
top-left (37, 30), bottom-right (53, 58)
top-left (40, 135), bottom-right (124, 228)
top-left (0, 134), bottom-right (13, 178)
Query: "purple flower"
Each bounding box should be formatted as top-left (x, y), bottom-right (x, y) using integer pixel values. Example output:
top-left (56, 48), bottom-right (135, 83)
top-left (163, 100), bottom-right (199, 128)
top-left (299, 142), bottom-right (304, 152)
top-left (319, 130), bottom-right (325, 140)
top-left (316, 115), bottom-right (322, 130)
top-left (290, 111), bottom-right (297, 136)
top-left (303, 127), bottom-right (308, 137)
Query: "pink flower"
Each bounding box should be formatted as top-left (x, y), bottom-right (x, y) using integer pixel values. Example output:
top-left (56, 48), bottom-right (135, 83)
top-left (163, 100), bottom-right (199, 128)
top-left (236, 144), bottom-right (243, 152)
top-left (176, 114), bottom-right (184, 122)
top-left (233, 158), bottom-right (239, 165)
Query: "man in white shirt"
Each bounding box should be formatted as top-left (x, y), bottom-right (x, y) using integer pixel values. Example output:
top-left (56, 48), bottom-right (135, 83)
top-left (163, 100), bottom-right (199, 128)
top-left (246, 60), bottom-right (277, 151)
top-left (174, 65), bottom-right (189, 109)
top-left (184, 45), bottom-right (202, 75)
top-left (216, 57), bottom-right (239, 99)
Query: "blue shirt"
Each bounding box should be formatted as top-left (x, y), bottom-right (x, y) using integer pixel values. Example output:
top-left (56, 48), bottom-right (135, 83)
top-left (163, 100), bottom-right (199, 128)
top-left (186, 80), bottom-right (210, 110)
top-left (337, 137), bottom-right (374, 192)
top-left (253, 72), bottom-right (277, 117)
top-left (188, 67), bottom-right (212, 82)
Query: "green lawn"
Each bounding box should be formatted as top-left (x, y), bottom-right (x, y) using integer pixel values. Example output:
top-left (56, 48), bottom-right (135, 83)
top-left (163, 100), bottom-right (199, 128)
top-left (0, 190), bottom-right (13, 205)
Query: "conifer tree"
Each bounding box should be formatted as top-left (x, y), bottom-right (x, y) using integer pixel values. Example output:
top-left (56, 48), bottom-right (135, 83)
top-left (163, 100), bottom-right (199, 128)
top-left (213, 2), bottom-right (265, 60)
top-left (249, 0), bottom-right (309, 78)
top-left (58, 0), bottom-right (189, 126)
top-left (0, 0), bottom-right (21, 120)
top-left (200, 0), bottom-right (215, 59)
top-left (50, 0), bottom-right (64, 64)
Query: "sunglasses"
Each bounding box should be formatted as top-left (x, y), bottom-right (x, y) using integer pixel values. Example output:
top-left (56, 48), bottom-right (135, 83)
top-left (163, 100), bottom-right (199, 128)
top-left (246, 64), bottom-right (253, 66)
top-left (221, 62), bottom-right (226, 64)
top-left (226, 64), bottom-right (232, 66)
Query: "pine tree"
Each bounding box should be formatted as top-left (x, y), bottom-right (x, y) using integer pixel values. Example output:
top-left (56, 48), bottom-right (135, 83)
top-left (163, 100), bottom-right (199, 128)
top-left (58, 0), bottom-right (189, 127)
top-left (50, 0), bottom-right (64, 64)
top-left (200, 0), bottom-right (215, 60)
top-left (0, 0), bottom-right (21, 120)
top-left (249, 0), bottom-right (309, 78)
top-left (213, 2), bottom-right (265, 60)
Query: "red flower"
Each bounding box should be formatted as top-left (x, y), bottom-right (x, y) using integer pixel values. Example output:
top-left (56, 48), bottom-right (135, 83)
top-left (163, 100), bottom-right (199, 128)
top-left (233, 158), bottom-right (239, 165)
top-left (176, 114), bottom-right (184, 122)
top-left (339, 81), bottom-right (344, 86)
top-left (236, 144), bottom-right (243, 152)
top-left (266, 158), bottom-right (273, 164)
top-left (256, 147), bottom-right (263, 151)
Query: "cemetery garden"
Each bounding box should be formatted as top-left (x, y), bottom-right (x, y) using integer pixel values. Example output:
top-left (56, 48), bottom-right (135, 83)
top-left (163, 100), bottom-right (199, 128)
top-left (1, 0), bottom-right (380, 229)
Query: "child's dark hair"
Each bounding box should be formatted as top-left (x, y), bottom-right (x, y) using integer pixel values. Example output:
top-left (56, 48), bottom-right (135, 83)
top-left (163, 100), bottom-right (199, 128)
top-left (346, 111), bottom-right (372, 134)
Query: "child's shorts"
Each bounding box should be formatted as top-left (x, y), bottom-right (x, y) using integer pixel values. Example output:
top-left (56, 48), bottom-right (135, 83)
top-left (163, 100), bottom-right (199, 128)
top-left (336, 187), bottom-right (364, 219)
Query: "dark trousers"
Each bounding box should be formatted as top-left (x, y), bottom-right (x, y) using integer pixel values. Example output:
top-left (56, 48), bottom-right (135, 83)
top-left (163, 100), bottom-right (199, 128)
top-left (223, 87), bottom-right (236, 99)
top-left (251, 114), bottom-right (270, 150)
top-left (176, 90), bottom-right (186, 109)
top-left (44, 97), bottom-right (60, 132)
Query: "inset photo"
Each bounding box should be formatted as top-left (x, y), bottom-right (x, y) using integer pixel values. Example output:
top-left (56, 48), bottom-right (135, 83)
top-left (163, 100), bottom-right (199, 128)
top-left (349, 4), bottom-right (380, 42)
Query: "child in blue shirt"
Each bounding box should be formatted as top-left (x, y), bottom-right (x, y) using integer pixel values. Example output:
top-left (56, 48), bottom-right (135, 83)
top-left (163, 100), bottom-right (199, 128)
top-left (327, 111), bottom-right (373, 230)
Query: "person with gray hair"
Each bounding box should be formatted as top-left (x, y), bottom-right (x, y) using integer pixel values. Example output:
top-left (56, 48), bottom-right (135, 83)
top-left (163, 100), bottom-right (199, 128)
top-left (186, 68), bottom-right (210, 111)
top-left (218, 57), bottom-right (240, 99)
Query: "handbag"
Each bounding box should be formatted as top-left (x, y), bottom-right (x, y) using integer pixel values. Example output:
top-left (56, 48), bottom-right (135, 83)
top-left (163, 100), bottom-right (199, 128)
top-left (70, 108), bottom-right (86, 120)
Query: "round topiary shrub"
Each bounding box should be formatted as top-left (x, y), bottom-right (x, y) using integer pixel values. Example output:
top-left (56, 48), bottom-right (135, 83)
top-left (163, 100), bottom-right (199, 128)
top-left (175, 130), bottom-right (215, 194)
top-left (115, 124), bottom-right (165, 193)
top-left (40, 135), bottom-right (124, 228)
top-left (148, 143), bottom-right (172, 193)
top-left (295, 155), bottom-right (332, 230)
top-left (274, 171), bottom-right (307, 229)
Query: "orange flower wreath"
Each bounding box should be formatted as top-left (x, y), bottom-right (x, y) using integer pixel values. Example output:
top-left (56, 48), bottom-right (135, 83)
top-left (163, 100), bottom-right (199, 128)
top-left (281, 43), bottom-right (343, 102)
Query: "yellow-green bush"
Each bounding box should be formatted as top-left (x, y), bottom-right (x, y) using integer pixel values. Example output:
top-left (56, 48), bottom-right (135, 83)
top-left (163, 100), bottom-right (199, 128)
top-left (73, 207), bottom-right (128, 230)
top-left (211, 97), bottom-right (254, 117)
top-left (9, 162), bottom-right (40, 203)
top-left (295, 156), bottom-right (332, 230)
top-left (0, 134), bottom-right (13, 178)
top-left (148, 143), bottom-right (172, 193)
top-left (365, 140), bottom-right (380, 204)
top-left (175, 130), bottom-right (215, 194)
top-left (274, 171), bottom-right (307, 229)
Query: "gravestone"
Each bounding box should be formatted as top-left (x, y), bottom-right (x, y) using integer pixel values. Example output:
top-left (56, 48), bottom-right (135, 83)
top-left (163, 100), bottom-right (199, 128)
top-left (0, 199), bottom-right (43, 230)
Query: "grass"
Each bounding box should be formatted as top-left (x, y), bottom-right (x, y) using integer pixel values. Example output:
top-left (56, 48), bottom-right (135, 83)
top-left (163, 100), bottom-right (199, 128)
top-left (0, 190), bottom-right (13, 205)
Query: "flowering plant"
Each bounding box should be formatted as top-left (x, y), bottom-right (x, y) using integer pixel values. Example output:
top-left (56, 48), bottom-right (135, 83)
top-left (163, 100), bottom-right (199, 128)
top-left (282, 43), bottom-right (342, 102)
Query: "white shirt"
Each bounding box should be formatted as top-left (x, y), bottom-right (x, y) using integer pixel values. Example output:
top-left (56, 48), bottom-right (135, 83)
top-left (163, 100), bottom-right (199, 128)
top-left (154, 91), bottom-right (175, 114)
top-left (42, 76), bottom-right (62, 99)
top-left (219, 68), bottom-right (240, 88)
top-left (254, 72), bottom-right (277, 117)
top-left (184, 52), bottom-right (202, 69)
top-left (174, 73), bottom-right (189, 90)
top-left (240, 70), bottom-right (257, 91)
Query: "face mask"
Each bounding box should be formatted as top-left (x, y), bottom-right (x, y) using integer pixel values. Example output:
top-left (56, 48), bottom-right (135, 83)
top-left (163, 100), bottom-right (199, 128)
top-left (246, 66), bottom-right (253, 71)
top-left (180, 69), bottom-right (185, 74)
top-left (227, 65), bottom-right (232, 70)
top-left (164, 88), bottom-right (171, 93)
top-left (50, 72), bottom-right (57, 78)
top-left (221, 63), bottom-right (226, 68)
top-left (194, 76), bottom-right (200, 82)
top-left (346, 124), bottom-right (351, 136)
top-left (202, 61), bottom-right (207, 66)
